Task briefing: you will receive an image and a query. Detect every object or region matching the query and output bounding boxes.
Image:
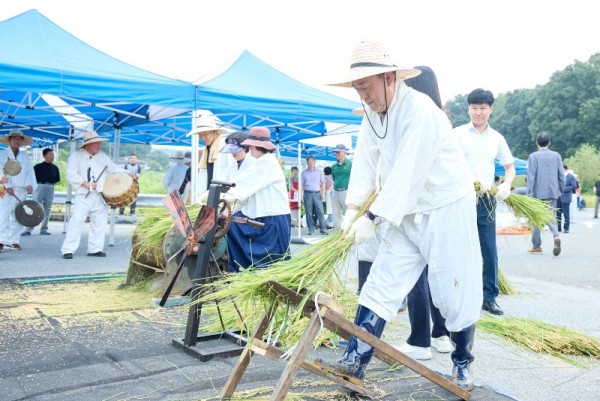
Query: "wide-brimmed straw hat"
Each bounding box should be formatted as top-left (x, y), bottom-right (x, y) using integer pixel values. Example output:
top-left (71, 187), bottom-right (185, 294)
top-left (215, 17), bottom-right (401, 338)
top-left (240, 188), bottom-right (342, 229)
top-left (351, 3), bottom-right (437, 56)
top-left (79, 130), bottom-right (108, 149)
top-left (187, 115), bottom-right (230, 136)
top-left (329, 41), bottom-right (421, 88)
top-left (241, 127), bottom-right (276, 150)
top-left (0, 129), bottom-right (33, 146)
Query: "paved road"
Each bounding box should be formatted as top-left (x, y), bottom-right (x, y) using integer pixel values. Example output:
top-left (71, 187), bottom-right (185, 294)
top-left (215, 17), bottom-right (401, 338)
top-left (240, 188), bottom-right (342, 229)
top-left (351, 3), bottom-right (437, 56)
top-left (0, 219), bottom-right (137, 280)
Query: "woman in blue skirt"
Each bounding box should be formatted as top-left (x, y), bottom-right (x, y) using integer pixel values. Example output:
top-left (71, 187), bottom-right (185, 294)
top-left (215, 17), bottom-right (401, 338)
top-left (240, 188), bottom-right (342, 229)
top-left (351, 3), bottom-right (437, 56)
top-left (225, 127), bottom-right (291, 272)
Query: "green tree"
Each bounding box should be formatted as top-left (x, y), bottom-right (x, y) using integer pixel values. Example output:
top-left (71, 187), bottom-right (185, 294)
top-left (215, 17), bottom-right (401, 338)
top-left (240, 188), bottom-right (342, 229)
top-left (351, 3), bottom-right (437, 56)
top-left (444, 94), bottom-right (469, 127)
top-left (529, 54), bottom-right (600, 158)
top-left (564, 144), bottom-right (600, 193)
top-left (491, 88), bottom-right (537, 159)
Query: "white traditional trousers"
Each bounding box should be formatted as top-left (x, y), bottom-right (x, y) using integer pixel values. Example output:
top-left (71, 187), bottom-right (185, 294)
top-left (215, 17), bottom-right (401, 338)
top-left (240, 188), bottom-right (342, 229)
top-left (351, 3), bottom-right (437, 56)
top-left (61, 193), bottom-right (108, 254)
top-left (360, 192), bottom-right (482, 332)
top-left (0, 187), bottom-right (27, 245)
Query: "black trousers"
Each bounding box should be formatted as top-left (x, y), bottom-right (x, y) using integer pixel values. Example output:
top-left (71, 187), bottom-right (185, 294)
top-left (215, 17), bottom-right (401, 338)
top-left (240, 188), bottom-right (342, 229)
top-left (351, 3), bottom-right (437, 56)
top-left (556, 199), bottom-right (571, 232)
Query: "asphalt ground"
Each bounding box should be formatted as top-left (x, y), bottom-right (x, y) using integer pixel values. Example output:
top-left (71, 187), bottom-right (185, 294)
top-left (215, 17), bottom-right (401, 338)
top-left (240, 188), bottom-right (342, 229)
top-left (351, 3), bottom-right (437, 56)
top-left (1, 208), bottom-right (599, 400)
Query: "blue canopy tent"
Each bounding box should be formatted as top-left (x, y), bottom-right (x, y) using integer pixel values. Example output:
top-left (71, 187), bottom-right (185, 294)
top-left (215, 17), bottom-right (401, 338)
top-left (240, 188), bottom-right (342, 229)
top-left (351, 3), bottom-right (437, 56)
top-left (0, 9), bottom-right (197, 146)
top-left (195, 51), bottom-right (361, 156)
top-left (495, 157), bottom-right (527, 176)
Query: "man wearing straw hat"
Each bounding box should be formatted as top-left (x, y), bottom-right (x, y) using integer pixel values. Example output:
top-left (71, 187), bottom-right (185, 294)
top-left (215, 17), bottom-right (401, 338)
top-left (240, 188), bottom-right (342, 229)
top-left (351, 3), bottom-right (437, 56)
top-left (60, 131), bottom-right (127, 259)
top-left (187, 114), bottom-right (233, 202)
top-left (0, 129), bottom-right (36, 253)
top-left (316, 41), bottom-right (482, 390)
top-left (162, 151), bottom-right (189, 193)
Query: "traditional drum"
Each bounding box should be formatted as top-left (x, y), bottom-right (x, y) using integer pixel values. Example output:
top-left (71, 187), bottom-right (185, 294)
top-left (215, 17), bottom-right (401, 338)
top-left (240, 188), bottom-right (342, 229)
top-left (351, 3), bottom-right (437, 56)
top-left (102, 173), bottom-right (138, 208)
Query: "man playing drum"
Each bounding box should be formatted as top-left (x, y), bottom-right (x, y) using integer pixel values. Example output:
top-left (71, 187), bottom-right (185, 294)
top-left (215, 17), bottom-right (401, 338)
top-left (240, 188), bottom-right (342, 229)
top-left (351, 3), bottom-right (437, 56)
top-left (0, 129), bottom-right (37, 253)
top-left (60, 131), bottom-right (128, 259)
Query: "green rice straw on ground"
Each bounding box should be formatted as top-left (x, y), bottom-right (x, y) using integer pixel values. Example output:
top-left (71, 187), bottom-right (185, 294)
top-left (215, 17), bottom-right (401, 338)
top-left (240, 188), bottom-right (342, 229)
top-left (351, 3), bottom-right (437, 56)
top-left (478, 314), bottom-right (600, 360)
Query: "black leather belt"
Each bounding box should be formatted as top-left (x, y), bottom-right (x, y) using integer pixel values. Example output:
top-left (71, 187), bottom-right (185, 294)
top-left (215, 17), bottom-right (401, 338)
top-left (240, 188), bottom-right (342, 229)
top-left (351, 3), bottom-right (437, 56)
top-left (304, 190), bottom-right (319, 193)
top-left (38, 182), bottom-right (56, 185)
top-left (334, 188), bottom-right (347, 191)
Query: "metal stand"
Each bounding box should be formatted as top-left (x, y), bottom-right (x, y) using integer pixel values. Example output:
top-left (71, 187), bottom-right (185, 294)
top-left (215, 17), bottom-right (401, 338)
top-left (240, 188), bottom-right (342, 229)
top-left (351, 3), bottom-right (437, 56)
top-left (168, 181), bottom-right (247, 361)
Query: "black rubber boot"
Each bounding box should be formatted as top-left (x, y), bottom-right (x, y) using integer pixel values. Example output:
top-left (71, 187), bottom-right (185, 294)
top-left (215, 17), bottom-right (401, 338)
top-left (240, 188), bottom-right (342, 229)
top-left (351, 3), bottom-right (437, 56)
top-left (450, 324), bottom-right (476, 390)
top-left (315, 305), bottom-right (386, 384)
top-left (357, 261), bottom-right (372, 294)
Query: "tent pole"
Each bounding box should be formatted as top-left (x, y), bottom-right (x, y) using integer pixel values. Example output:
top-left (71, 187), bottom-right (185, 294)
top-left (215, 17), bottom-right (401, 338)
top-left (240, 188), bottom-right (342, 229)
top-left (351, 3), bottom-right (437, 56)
top-left (291, 142), bottom-right (306, 244)
top-left (63, 129), bottom-right (76, 233)
top-left (190, 111), bottom-right (200, 203)
top-left (109, 126), bottom-right (121, 246)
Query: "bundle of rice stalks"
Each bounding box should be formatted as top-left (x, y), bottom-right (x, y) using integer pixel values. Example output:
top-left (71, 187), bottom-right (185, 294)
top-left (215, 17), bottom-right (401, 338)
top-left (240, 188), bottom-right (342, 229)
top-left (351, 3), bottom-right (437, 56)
top-left (498, 268), bottom-right (515, 295)
top-left (474, 182), bottom-right (556, 230)
top-left (133, 204), bottom-right (202, 260)
top-left (477, 314), bottom-right (600, 359)
top-left (197, 190), bottom-right (378, 348)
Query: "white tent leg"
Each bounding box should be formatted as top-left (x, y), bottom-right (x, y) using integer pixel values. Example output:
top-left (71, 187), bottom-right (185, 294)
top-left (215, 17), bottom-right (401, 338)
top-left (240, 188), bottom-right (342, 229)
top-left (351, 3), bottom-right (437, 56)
top-left (63, 136), bottom-right (76, 233)
top-left (108, 127), bottom-right (121, 246)
top-left (109, 207), bottom-right (116, 246)
top-left (291, 142), bottom-right (306, 244)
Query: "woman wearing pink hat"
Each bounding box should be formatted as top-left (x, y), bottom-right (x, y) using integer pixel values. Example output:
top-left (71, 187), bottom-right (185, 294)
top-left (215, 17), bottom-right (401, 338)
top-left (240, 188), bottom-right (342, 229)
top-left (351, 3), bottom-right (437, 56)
top-left (223, 127), bottom-right (291, 272)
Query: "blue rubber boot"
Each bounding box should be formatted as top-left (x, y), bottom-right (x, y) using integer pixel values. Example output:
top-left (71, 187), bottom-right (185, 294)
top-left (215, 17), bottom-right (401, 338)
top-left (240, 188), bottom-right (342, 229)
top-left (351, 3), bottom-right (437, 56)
top-left (315, 305), bottom-right (386, 384)
top-left (450, 324), bottom-right (476, 390)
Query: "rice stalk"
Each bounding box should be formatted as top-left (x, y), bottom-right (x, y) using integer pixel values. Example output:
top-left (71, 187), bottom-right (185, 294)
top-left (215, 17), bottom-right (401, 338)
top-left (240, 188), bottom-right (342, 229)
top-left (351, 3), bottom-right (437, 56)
top-left (498, 268), bottom-right (515, 295)
top-left (132, 204), bottom-right (202, 266)
top-left (197, 190), bottom-right (378, 348)
top-left (474, 181), bottom-right (556, 230)
top-left (477, 314), bottom-right (600, 360)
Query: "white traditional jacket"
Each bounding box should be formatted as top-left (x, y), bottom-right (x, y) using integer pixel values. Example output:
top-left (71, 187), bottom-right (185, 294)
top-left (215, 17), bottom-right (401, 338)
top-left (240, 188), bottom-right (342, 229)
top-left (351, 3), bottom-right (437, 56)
top-left (347, 82), bottom-right (473, 226)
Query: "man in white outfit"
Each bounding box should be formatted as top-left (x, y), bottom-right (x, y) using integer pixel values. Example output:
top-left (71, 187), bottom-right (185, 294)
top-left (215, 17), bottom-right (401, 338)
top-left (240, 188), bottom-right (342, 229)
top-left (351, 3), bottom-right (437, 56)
top-left (0, 130), bottom-right (37, 253)
top-left (316, 41), bottom-right (482, 390)
top-left (61, 131), bottom-right (126, 259)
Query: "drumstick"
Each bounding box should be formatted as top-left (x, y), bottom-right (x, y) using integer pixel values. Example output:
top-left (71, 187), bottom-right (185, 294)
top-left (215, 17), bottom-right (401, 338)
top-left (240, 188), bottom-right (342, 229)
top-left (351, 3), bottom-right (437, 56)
top-left (85, 165), bottom-right (108, 198)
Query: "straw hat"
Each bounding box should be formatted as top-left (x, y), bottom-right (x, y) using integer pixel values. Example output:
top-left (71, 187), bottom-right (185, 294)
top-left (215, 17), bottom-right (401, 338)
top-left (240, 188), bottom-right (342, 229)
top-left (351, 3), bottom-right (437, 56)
top-left (353, 107), bottom-right (365, 116)
top-left (0, 129), bottom-right (33, 146)
top-left (79, 130), bottom-right (108, 149)
top-left (241, 127), bottom-right (275, 150)
top-left (187, 115), bottom-right (230, 136)
top-left (329, 41), bottom-right (421, 88)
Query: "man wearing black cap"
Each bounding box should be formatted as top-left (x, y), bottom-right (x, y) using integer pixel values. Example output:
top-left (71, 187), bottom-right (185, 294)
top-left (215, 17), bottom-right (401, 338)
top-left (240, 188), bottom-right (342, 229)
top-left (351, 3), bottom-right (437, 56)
top-left (330, 144), bottom-right (352, 230)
